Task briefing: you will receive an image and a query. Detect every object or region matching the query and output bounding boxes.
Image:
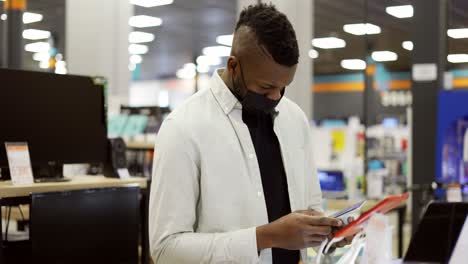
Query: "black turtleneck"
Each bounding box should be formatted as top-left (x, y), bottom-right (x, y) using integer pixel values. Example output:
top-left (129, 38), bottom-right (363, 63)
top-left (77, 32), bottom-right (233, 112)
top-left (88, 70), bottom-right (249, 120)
top-left (242, 109), bottom-right (300, 264)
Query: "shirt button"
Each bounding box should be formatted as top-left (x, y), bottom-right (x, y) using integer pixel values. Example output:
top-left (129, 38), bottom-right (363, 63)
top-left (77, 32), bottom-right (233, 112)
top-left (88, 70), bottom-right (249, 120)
top-left (248, 153), bottom-right (255, 159)
top-left (257, 191), bottom-right (262, 197)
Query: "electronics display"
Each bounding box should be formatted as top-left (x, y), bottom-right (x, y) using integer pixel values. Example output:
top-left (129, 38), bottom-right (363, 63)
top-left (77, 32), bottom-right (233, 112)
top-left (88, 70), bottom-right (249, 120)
top-left (0, 69), bottom-right (108, 178)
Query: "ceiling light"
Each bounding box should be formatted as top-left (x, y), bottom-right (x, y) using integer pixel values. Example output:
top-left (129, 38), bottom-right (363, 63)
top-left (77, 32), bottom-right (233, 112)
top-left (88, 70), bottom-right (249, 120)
top-left (23, 12), bottom-right (43, 24)
top-left (308, 49), bottom-right (318, 59)
top-left (447, 54), bottom-right (468, 63)
top-left (197, 64), bottom-right (210, 73)
top-left (340, 59), bottom-right (366, 70)
top-left (216, 34), bottom-right (233, 46)
top-left (402, 41), bottom-right (413, 51)
top-left (1, 14), bottom-right (7, 21)
top-left (196, 55), bottom-right (221, 66)
top-left (128, 44), bottom-right (148, 54)
top-left (22, 29), bottom-right (51, 40)
top-left (130, 54), bottom-right (143, 64)
top-left (386, 5), bottom-right (414, 18)
top-left (129, 31), bottom-right (154, 43)
top-left (202, 46), bottom-right (231, 57)
top-left (176, 65), bottom-right (196, 79)
top-left (39, 60), bottom-right (50, 69)
top-left (130, 0), bottom-right (173, 8)
top-left (312, 37), bottom-right (346, 49)
top-left (372, 51), bottom-right (398, 62)
top-left (343, 23), bottom-right (381, 35)
top-left (129, 15), bottom-right (162, 28)
top-left (25, 42), bottom-right (50, 53)
top-left (447, 28), bottom-right (468, 39)
top-left (33, 52), bottom-right (50, 62)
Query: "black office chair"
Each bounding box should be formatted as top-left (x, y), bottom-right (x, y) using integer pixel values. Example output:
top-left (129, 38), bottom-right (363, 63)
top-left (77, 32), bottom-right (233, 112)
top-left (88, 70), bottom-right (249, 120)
top-left (30, 187), bottom-right (140, 264)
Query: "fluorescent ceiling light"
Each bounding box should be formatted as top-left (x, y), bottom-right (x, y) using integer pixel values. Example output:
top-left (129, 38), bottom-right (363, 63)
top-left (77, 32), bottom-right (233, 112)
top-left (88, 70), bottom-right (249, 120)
top-left (33, 52), bottom-right (50, 62)
top-left (176, 63), bottom-right (196, 79)
top-left (312, 37), bottom-right (346, 49)
top-left (308, 49), bottom-right (318, 59)
top-left (386, 5), bottom-right (414, 18)
top-left (343, 23), bottom-right (381, 35)
top-left (129, 31), bottom-right (154, 43)
top-left (216, 34), bottom-right (233, 46)
top-left (197, 64), bottom-right (210, 73)
top-left (128, 44), bottom-right (148, 54)
top-left (372, 51), bottom-right (398, 62)
top-left (402, 41), bottom-right (413, 51)
top-left (447, 28), bottom-right (468, 39)
top-left (447, 54), bottom-right (468, 63)
top-left (196, 55), bottom-right (221, 66)
top-left (25, 42), bottom-right (50, 53)
top-left (129, 15), bottom-right (162, 28)
top-left (22, 29), bottom-right (51, 40)
top-left (39, 60), bottom-right (49, 69)
top-left (130, 54), bottom-right (143, 64)
top-left (340, 59), bottom-right (366, 70)
top-left (202, 46), bottom-right (231, 57)
top-left (130, 0), bottom-right (173, 7)
top-left (1, 14), bottom-right (6, 21)
top-left (23, 12), bottom-right (43, 24)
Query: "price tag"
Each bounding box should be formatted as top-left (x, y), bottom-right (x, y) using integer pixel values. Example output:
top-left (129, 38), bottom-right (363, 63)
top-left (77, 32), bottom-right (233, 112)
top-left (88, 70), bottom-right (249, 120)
top-left (5, 142), bottom-right (34, 185)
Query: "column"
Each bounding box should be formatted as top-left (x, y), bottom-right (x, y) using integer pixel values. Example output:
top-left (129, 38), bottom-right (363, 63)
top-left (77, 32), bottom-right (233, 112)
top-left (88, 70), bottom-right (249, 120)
top-left (4, 0), bottom-right (26, 69)
top-left (411, 0), bottom-right (447, 230)
top-left (237, 0), bottom-right (314, 120)
top-left (66, 0), bottom-right (132, 98)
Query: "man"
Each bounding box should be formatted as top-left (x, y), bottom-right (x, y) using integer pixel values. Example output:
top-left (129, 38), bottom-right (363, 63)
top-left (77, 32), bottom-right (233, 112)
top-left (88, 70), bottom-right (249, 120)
top-left (149, 3), bottom-right (350, 263)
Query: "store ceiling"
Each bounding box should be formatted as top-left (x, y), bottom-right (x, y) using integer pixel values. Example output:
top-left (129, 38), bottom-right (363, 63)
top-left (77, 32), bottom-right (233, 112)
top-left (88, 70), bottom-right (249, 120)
top-left (17, 0), bottom-right (468, 79)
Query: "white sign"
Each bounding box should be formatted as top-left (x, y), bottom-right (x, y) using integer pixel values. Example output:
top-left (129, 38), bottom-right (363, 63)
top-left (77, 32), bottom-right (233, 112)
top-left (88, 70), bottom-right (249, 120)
top-left (449, 216), bottom-right (468, 264)
top-left (5, 142), bottom-right (34, 185)
top-left (117, 168), bottom-right (131, 179)
top-left (412, 63), bottom-right (437, 82)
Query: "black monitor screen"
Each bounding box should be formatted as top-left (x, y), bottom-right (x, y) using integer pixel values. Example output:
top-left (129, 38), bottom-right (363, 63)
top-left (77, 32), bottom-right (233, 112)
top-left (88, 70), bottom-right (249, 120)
top-left (0, 68), bottom-right (107, 167)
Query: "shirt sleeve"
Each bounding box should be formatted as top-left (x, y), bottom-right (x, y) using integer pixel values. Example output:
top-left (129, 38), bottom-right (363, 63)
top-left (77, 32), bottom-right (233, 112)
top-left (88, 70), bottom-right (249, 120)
top-left (149, 118), bottom-right (260, 264)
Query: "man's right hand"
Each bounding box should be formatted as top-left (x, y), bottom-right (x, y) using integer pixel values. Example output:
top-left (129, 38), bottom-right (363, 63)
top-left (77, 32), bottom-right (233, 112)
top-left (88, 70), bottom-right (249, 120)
top-left (256, 211), bottom-right (342, 250)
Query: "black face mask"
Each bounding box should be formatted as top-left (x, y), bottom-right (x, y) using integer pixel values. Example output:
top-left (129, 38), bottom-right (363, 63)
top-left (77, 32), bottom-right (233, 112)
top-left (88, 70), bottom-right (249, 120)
top-left (231, 61), bottom-right (283, 114)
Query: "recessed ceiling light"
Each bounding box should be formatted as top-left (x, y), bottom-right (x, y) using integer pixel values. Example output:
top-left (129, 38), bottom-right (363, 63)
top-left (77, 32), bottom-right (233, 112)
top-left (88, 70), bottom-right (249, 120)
top-left (341, 59), bottom-right (366, 70)
top-left (197, 64), bottom-right (210, 74)
top-left (22, 29), bottom-right (51, 40)
top-left (176, 63), bottom-right (197, 79)
top-left (372, 51), bottom-right (398, 62)
top-left (128, 44), bottom-right (148, 54)
top-left (447, 54), bottom-right (468, 63)
top-left (129, 31), bottom-right (155, 43)
top-left (130, 54), bottom-right (143, 64)
top-left (343, 23), bottom-right (381, 35)
top-left (402, 41), bottom-right (413, 51)
top-left (386, 5), bottom-right (414, 18)
top-left (312, 37), bottom-right (346, 49)
top-left (447, 28), bottom-right (468, 39)
top-left (216, 34), bottom-right (233, 46)
top-left (129, 15), bottom-right (162, 28)
top-left (1, 14), bottom-right (6, 21)
top-left (23, 12), bottom-right (43, 24)
top-left (308, 49), bottom-right (318, 59)
top-left (25, 42), bottom-right (50, 53)
top-left (33, 52), bottom-right (50, 62)
top-left (202, 46), bottom-right (231, 57)
top-left (39, 60), bottom-right (50, 69)
top-left (129, 0), bottom-right (173, 8)
top-left (196, 55), bottom-right (221, 66)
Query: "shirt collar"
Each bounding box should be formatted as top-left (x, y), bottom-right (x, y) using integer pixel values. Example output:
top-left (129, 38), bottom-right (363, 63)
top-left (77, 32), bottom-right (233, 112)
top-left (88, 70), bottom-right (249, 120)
top-left (210, 68), bottom-right (281, 117)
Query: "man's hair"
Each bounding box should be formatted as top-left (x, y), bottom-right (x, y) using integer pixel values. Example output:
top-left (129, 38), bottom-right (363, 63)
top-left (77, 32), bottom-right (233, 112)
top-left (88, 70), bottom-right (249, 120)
top-left (235, 3), bottom-right (299, 67)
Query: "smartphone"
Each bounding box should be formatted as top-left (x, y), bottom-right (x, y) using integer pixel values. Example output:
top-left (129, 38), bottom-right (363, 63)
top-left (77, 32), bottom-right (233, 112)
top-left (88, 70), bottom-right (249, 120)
top-left (329, 200), bottom-right (365, 224)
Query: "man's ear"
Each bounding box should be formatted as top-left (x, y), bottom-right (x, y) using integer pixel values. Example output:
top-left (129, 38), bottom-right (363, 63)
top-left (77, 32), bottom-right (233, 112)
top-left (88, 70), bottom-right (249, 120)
top-left (227, 56), bottom-right (238, 74)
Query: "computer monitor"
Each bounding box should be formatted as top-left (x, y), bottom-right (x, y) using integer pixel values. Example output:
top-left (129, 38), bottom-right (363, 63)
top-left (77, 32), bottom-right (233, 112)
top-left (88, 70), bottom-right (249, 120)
top-left (0, 69), bottom-right (108, 177)
top-left (30, 187), bottom-right (139, 263)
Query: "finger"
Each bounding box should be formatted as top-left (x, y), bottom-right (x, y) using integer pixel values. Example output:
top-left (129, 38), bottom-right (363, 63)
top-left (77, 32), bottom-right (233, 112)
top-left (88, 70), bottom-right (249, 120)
top-left (304, 241), bottom-right (322, 248)
top-left (295, 209), bottom-right (323, 216)
top-left (348, 216), bottom-right (355, 223)
top-left (301, 215), bottom-right (343, 227)
top-left (336, 240), bottom-right (348, 248)
top-left (302, 224), bottom-right (332, 236)
top-left (304, 234), bottom-right (328, 242)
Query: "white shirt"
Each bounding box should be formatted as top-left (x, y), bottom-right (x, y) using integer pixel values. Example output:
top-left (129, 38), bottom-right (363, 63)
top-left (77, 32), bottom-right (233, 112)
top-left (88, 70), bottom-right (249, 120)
top-left (149, 69), bottom-right (322, 264)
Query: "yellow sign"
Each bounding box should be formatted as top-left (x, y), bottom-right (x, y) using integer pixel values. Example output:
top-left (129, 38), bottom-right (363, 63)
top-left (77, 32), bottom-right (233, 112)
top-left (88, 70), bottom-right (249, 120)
top-left (332, 130), bottom-right (345, 152)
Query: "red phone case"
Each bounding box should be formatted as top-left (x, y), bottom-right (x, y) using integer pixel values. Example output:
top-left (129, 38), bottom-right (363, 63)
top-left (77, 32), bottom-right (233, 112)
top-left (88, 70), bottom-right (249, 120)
top-left (333, 192), bottom-right (409, 239)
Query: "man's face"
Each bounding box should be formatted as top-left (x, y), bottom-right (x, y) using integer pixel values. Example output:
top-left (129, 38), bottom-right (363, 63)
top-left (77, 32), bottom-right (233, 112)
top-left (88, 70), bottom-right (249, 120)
top-left (229, 53), bottom-right (297, 101)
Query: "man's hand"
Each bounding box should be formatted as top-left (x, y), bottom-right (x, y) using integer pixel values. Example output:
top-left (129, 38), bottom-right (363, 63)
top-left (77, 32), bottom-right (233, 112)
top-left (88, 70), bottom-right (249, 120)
top-left (256, 211), bottom-right (342, 250)
top-left (331, 216), bottom-right (357, 248)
